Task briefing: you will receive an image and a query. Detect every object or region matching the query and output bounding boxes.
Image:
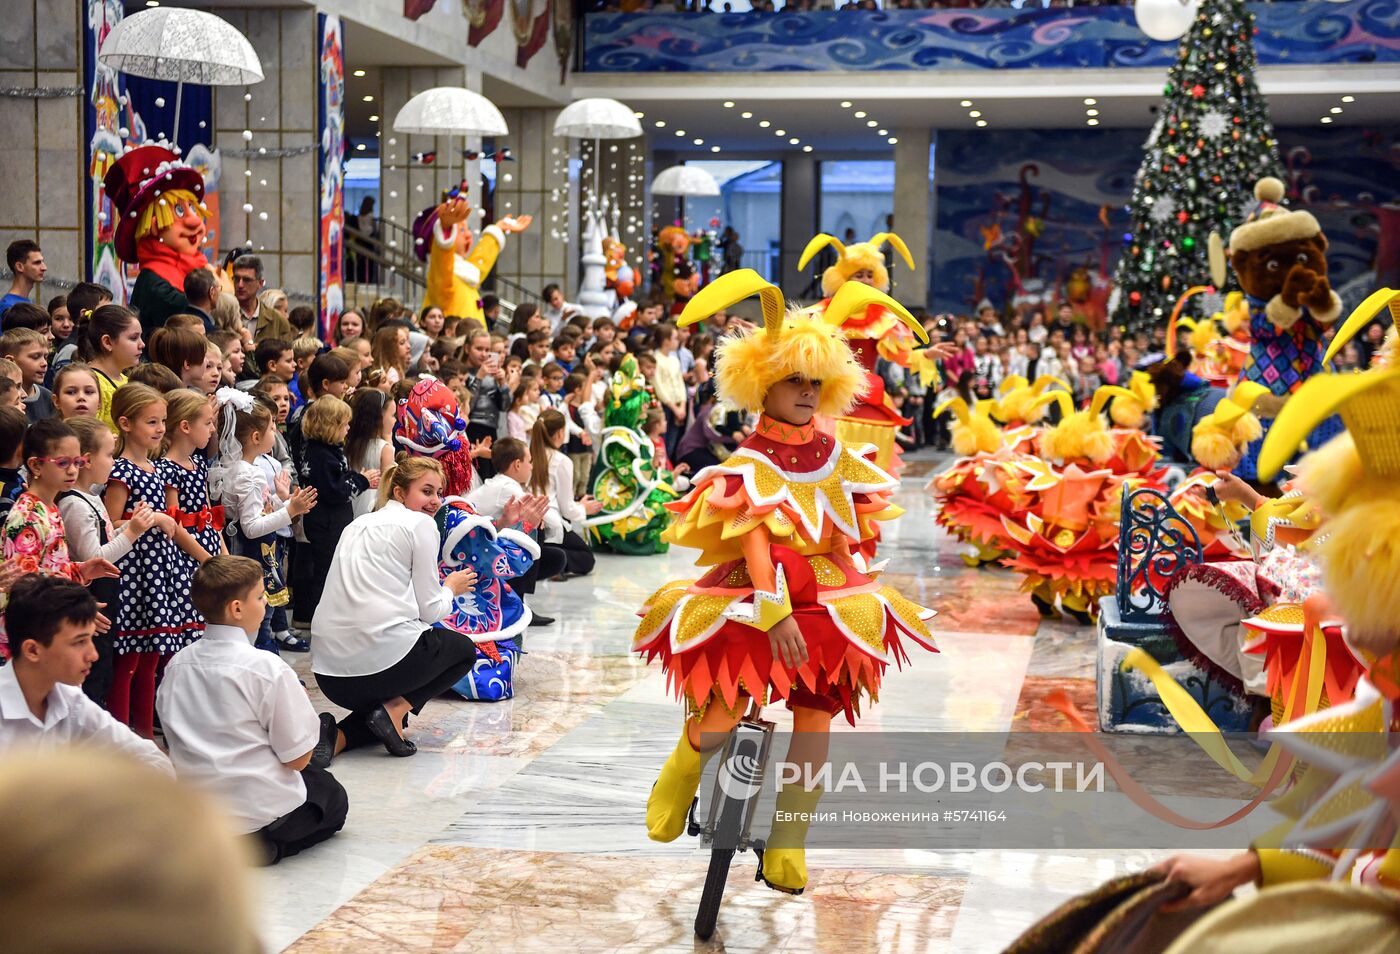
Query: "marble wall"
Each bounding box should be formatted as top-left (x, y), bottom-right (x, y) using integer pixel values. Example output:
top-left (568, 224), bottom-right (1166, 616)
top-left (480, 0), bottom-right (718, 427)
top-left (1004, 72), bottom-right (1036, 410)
top-left (212, 7), bottom-right (319, 303)
top-left (490, 106), bottom-right (575, 302)
top-left (0, 0), bottom-right (84, 288)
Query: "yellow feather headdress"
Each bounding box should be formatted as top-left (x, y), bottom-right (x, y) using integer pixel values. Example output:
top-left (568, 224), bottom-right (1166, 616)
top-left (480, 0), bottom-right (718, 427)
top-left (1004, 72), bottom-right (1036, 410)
top-left (680, 269), bottom-right (927, 417)
top-left (798, 231), bottom-right (915, 298)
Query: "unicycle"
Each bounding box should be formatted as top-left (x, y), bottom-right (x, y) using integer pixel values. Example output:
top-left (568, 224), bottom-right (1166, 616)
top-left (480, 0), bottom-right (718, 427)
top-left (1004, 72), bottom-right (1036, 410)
top-left (686, 701), bottom-right (777, 941)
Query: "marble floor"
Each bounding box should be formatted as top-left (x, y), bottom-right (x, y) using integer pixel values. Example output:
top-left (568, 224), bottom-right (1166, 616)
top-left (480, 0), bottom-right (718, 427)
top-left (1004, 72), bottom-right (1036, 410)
top-left (262, 450), bottom-right (1239, 953)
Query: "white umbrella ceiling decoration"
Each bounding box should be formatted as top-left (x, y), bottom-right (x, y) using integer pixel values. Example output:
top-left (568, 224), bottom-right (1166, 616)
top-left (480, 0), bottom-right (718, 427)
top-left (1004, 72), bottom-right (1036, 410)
top-left (393, 86), bottom-right (510, 182)
top-left (552, 98), bottom-right (643, 203)
top-left (98, 7), bottom-right (264, 151)
top-left (651, 164), bottom-right (721, 198)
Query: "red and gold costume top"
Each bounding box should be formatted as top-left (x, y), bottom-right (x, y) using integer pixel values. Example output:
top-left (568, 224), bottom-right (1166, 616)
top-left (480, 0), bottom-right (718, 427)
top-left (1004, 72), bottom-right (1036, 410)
top-left (663, 414), bottom-right (898, 565)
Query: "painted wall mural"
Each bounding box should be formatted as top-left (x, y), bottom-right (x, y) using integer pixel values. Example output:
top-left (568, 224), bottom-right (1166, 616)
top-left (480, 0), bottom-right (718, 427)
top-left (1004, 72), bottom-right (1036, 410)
top-left (319, 13), bottom-right (346, 338)
top-left (582, 1), bottom-right (1399, 73)
top-left (930, 125), bottom-right (1400, 316)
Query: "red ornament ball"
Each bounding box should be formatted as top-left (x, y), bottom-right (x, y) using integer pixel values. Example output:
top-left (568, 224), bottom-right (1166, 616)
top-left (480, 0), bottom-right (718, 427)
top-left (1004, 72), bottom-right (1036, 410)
top-left (1129, 291), bottom-right (1142, 305)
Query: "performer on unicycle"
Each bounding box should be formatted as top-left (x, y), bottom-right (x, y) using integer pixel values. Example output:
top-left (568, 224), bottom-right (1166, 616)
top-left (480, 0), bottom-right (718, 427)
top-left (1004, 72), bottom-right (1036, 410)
top-left (633, 270), bottom-right (939, 894)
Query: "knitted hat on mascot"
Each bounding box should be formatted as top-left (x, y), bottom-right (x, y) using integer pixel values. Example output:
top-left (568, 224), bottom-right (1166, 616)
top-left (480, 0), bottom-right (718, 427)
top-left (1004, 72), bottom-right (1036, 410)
top-left (678, 269), bottom-right (926, 417)
top-left (1227, 177), bottom-right (1321, 253)
top-left (797, 232), bottom-right (915, 297)
top-left (395, 375), bottom-right (475, 495)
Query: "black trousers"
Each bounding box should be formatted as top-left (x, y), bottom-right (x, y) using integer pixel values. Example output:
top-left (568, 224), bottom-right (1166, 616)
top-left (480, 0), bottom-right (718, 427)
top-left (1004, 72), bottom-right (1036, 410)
top-left (254, 766), bottom-right (348, 865)
top-left (314, 628), bottom-right (477, 751)
top-left (299, 505), bottom-right (355, 622)
top-left (560, 529), bottom-right (595, 577)
top-left (466, 422), bottom-right (496, 478)
top-left (510, 541), bottom-right (568, 595)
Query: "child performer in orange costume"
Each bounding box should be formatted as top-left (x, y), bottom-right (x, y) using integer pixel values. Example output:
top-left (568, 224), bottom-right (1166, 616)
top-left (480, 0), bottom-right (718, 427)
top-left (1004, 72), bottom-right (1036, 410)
top-left (634, 271), bottom-right (939, 894)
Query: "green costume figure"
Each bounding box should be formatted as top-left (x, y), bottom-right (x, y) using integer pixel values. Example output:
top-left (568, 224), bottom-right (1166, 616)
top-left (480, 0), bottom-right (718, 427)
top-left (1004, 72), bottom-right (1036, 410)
top-left (586, 354), bottom-right (682, 555)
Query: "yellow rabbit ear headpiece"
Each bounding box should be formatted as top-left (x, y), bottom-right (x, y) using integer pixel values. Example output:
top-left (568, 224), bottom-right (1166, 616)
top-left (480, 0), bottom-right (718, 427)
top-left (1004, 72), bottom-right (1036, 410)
top-left (1258, 367), bottom-right (1400, 482)
top-left (1030, 389), bottom-right (1074, 420)
top-left (998, 374), bottom-right (1029, 396)
top-left (689, 269), bottom-right (875, 417)
top-left (935, 395), bottom-right (971, 424)
top-left (802, 230), bottom-right (915, 297)
top-left (866, 232), bottom-right (916, 271)
top-left (1322, 288), bottom-right (1400, 368)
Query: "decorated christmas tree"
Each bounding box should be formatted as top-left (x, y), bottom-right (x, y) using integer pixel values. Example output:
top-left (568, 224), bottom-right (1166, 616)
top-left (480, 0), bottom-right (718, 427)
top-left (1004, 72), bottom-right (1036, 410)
top-left (1111, 0), bottom-right (1282, 332)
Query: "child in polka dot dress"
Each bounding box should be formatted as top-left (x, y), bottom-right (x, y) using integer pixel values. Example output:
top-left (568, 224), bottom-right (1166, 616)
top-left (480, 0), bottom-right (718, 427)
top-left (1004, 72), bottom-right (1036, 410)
top-left (103, 384), bottom-right (215, 738)
top-left (157, 390), bottom-right (226, 633)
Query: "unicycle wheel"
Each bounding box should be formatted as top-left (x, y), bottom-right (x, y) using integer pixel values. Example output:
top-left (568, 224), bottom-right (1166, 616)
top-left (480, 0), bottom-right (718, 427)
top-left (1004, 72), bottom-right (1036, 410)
top-left (694, 847), bottom-right (734, 941)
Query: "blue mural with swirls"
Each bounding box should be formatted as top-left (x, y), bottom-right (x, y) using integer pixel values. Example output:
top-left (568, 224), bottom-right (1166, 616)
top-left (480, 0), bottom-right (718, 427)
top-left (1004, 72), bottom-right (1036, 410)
top-left (929, 125), bottom-right (1400, 314)
top-left (582, 1), bottom-right (1399, 73)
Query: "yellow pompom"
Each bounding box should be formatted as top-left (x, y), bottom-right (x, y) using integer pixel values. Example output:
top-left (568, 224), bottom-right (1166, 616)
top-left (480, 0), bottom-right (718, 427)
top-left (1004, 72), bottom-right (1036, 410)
top-left (1231, 411), bottom-right (1262, 446)
top-left (1317, 499), bottom-right (1400, 656)
top-left (1041, 410), bottom-right (1113, 464)
top-left (1254, 177), bottom-right (1286, 204)
top-left (1108, 398), bottom-right (1147, 430)
top-left (951, 415), bottom-right (1002, 456)
top-left (1190, 428), bottom-right (1242, 471)
top-left (1297, 432), bottom-right (1368, 517)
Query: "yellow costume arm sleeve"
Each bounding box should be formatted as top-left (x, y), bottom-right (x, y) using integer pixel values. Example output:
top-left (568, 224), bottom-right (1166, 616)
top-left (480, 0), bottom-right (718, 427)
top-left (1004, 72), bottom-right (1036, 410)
top-left (467, 225), bottom-right (505, 287)
top-left (1253, 848), bottom-right (1334, 886)
top-left (738, 526), bottom-right (793, 631)
top-left (425, 223), bottom-right (457, 313)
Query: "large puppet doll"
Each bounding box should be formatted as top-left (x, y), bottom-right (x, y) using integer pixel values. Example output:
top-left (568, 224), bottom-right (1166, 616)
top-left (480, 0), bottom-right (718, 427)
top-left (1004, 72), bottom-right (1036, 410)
top-left (395, 376), bottom-right (477, 497)
top-left (103, 143), bottom-right (217, 334)
top-left (797, 232), bottom-right (949, 477)
top-left (635, 271), bottom-right (938, 894)
top-left (657, 225), bottom-right (699, 314)
top-left (1224, 177), bottom-right (1343, 482)
top-left (586, 353), bottom-right (682, 555)
top-left (435, 497), bottom-right (538, 702)
top-left (413, 188), bottom-right (531, 328)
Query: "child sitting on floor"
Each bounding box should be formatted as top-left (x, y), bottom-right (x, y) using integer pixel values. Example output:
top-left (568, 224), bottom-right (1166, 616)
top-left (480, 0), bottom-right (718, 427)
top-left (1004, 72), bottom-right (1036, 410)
top-left (157, 555), bottom-right (347, 865)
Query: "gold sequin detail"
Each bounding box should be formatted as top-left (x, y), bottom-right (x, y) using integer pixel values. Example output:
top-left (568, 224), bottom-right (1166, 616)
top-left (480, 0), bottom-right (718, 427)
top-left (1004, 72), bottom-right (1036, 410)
top-left (832, 593), bottom-right (887, 652)
top-left (1308, 779), bottom-right (1373, 827)
top-left (725, 564), bottom-right (752, 587)
top-left (809, 555), bottom-right (847, 587)
top-left (1259, 603), bottom-right (1305, 625)
top-left (1053, 528), bottom-right (1077, 549)
top-left (880, 586), bottom-right (935, 643)
top-left (748, 461), bottom-right (786, 498)
top-left (634, 582), bottom-right (691, 644)
top-left (675, 595), bottom-right (735, 644)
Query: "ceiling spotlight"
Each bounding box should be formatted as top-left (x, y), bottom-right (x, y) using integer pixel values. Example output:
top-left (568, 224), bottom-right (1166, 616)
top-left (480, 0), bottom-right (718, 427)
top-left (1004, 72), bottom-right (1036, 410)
top-left (675, 129), bottom-right (686, 137)
top-left (1087, 118), bottom-right (1100, 126)
top-left (854, 110), bottom-right (867, 118)
top-left (368, 115), bottom-right (379, 122)
top-left (887, 137), bottom-right (898, 145)
top-left (975, 120), bottom-right (987, 127)
top-left (711, 145), bottom-right (721, 153)
top-left (353, 69), bottom-right (366, 78)
top-left (968, 110), bottom-right (981, 118)
top-left (1084, 97), bottom-right (1097, 105)
top-left (634, 111), bottom-right (644, 118)
top-left (1342, 95), bottom-right (1355, 103)
top-left (1086, 108), bottom-right (1099, 116)
top-left (959, 100), bottom-right (973, 107)
top-left (877, 129), bottom-right (888, 136)
top-left (775, 129), bottom-right (786, 136)
top-left (1330, 106), bottom-right (1343, 114)
top-left (840, 101), bottom-right (853, 108)
top-left (788, 137), bottom-right (800, 145)
top-left (655, 120), bottom-right (666, 128)
top-left (362, 95), bottom-right (374, 102)
top-left (803, 145), bottom-right (813, 152)
top-left (865, 120), bottom-right (877, 128)
top-left (759, 120), bottom-right (771, 128)
top-left (145, 1), bottom-right (160, 6)
top-left (741, 111), bottom-right (753, 119)
top-left (355, 143), bottom-right (366, 151)
top-left (1321, 116), bottom-right (1334, 124)
top-left (722, 101), bottom-right (735, 108)
top-left (693, 138), bottom-right (704, 145)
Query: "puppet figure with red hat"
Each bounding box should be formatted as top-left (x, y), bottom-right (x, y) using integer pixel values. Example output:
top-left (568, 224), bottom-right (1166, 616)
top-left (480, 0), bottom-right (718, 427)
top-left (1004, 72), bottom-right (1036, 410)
top-left (414, 184), bottom-right (531, 329)
top-left (104, 143), bottom-right (219, 335)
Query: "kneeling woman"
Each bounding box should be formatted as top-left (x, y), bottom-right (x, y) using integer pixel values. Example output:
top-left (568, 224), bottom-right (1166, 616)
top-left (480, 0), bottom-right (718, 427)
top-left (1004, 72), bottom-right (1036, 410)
top-left (635, 272), bottom-right (938, 893)
top-left (312, 455), bottom-right (477, 757)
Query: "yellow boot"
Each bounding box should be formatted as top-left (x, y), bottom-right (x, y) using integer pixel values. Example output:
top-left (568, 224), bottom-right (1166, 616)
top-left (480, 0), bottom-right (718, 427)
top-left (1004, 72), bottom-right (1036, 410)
top-left (761, 784), bottom-right (824, 894)
top-left (646, 728), bottom-right (713, 842)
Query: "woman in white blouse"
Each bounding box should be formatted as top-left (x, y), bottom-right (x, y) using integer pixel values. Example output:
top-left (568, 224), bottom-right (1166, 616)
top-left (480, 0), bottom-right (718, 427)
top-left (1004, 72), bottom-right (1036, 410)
top-left (311, 455), bottom-right (477, 758)
top-left (527, 410), bottom-right (600, 578)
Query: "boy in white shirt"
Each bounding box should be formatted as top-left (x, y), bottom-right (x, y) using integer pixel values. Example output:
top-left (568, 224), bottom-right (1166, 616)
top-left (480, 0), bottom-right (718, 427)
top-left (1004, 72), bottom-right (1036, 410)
top-left (157, 556), bottom-right (346, 865)
top-left (466, 437), bottom-right (567, 625)
top-left (0, 575), bottom-right (170, 775)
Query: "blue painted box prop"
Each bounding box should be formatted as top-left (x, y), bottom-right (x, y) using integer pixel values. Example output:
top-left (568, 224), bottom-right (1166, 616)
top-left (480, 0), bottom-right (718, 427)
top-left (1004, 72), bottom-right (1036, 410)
top-left (1097, 486), bottom-right (1253, 734)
